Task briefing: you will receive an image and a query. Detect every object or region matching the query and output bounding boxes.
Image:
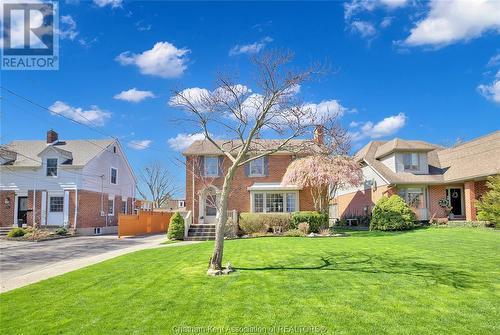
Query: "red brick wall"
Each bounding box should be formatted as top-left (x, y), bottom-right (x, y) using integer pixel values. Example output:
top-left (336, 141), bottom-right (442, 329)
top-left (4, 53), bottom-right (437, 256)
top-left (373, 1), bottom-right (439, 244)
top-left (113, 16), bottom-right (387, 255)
top-left (428, 185), bottom-right (449, 218)
top-left (333, 185), bottom-right (395, 218)
top-left (0, 191), bottom-right (15, 227)
top-left (186, 154), bottom-right (315, 223)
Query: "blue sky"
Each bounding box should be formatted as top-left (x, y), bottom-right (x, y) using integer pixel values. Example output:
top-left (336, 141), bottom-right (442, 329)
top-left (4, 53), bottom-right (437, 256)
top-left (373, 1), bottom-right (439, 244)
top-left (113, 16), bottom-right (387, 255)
top-left (1, 0), bottom-right (499, 197)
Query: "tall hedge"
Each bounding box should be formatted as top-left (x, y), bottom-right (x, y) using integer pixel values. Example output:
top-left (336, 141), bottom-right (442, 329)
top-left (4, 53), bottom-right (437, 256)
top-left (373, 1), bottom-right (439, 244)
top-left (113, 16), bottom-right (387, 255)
top-left (370, 195), bottom-right (416, 231)
top-left (167, 212), bottom-right (185, 240)
top-left (476, 175), bottom-right (500, 225)
top-left (291, 211), bottom-right (328, 233)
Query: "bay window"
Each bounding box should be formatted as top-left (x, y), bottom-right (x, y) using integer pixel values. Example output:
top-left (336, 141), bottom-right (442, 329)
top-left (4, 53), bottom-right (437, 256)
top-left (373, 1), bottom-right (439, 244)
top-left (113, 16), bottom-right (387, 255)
top-left (252, 192), bottom-right (298, 213)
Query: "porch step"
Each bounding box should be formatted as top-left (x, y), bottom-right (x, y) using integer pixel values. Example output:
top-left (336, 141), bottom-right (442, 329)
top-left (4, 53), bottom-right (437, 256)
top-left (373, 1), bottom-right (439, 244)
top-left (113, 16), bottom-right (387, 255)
top-left (187, 224), bottom-right (216, 240)
top-left (0, 227), bottom-right (12, 236)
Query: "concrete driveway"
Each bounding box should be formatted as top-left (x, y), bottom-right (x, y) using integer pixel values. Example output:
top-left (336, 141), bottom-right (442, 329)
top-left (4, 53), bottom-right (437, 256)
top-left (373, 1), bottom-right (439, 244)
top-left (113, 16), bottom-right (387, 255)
top-left (0, 235), bottom-right (198, 293)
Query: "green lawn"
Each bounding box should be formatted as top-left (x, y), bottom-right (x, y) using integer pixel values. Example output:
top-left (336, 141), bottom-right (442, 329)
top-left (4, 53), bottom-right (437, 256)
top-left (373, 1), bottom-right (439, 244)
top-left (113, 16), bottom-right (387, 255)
top-left (1, 228), bottom-right (499, 334)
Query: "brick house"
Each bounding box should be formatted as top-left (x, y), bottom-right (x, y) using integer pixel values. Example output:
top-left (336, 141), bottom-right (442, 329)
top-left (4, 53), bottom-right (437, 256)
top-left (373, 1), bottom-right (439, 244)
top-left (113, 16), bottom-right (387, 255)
top-left (332, 131), bottom-right (500, 221)
top-left (183, 138), bottom-right (320, 226)
top-left (0, 130), bottom-right (136, 235)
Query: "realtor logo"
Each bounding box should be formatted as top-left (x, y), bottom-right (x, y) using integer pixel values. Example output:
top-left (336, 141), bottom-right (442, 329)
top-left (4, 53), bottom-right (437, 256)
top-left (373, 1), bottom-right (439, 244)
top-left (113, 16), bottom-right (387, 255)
top-left (2, 1), bottom-right (59, 70)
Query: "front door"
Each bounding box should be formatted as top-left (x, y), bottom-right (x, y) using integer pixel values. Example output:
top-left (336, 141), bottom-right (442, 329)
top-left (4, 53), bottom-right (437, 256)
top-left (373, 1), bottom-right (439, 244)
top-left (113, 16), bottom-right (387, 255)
top-left (17, 197), bottom-right (28, 227)
top-left (204, 193), bottom-right (217, 224)
top-left (448, 188), bottom-right (462, 216)
top-left (47, 196), bottom-right (64, 226)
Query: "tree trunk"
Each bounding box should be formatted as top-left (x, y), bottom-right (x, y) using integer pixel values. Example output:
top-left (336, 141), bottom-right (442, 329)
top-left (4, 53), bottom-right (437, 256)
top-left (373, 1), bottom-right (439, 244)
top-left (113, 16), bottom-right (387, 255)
top-left (208, 165), bottom-right (237, 271)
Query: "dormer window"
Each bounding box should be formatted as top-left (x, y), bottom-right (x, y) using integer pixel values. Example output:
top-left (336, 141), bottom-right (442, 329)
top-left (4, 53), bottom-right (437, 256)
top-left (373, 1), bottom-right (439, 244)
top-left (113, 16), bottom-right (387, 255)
top-left (403, 153), bottom-right (420, 171)
top-left (46, 158), bottom-right (58, 176)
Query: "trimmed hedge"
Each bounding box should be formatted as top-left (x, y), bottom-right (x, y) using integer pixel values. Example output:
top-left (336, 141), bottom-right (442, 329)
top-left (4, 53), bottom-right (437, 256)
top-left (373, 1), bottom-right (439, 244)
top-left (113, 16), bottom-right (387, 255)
top-left (239, 213), bottom-right (290, 235)
top-left (291, 211), bottom-right (328, 233)
top-left (167, 212), bottom-right (185, 240)
top-left (370, 195), bottom-right (416, 231)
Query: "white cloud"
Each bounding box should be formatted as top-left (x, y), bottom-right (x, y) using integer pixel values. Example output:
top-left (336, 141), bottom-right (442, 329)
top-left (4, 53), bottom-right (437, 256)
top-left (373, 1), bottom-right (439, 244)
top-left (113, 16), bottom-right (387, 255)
top-left (350, 20), bottom-right (377, 38)
top-left (60, 15), bottom-right (78, 40)
top-left (49, 101), bottom-right (111, 126)
top-left (127, 140), bottom-right (152, 150)
top-left (380, 16), bottom-right (393, 28)
top-left (169, 85), bottom-right (252, 112)
top-left (404, 0), bottom-right (500, 47)
top-left (478, 79), bottom-right (500, 104)
top-left (116, 42), bottom-right (190, 78)
top-left (304, 100), bottom-right (348, 121)
top-left (344, 0), bottom-right (408, 20)
top-left (136, 20), bottom-right (151, 31)
top-left (350, 113), bottom-right (407, 140)
top-left (487, 53), bottom-right (500, 67)
top-left (93, 0), bottom-right (123, 8)
top-left (167, 133), bottom-right (206, 151)
top-left (114, 88), bottom-right (155, 103)
top-left (229, 36), bottom-right (273, 56)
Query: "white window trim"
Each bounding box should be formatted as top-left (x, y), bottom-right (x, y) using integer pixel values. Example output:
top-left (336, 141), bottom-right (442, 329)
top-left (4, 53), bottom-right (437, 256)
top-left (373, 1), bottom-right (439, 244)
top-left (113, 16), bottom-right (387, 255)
top-left (110, 167), bottom-right (118, 184)
top-left (249, 157), bottom-right (265, 177)
top-left (204, 156), bottom-right (219, 177)
top-left (250, 191), bottom-right (299, 213)
top-left (46, 158), bottom-right (58, 177)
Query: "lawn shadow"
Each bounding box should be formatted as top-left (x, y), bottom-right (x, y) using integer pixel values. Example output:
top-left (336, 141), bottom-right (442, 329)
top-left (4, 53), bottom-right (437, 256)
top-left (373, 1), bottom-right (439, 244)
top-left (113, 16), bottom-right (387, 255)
top-left (236, 252), bottom-right (474, 289)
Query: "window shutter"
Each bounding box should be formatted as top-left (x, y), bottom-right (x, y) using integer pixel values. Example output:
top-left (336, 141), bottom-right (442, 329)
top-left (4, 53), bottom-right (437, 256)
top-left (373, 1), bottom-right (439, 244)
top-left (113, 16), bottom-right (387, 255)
top-left (198, 156), bottom-right (205, 177)
top-left (263, 156), bottom-right (269, 176)
top-left (218, 156), bottom-right (224, 176)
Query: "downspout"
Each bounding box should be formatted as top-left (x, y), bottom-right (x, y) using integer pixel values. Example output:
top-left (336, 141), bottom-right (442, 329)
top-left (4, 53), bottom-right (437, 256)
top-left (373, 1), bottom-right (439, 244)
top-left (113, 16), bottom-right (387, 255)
top-left (191, 157), bottom-right (195, 221)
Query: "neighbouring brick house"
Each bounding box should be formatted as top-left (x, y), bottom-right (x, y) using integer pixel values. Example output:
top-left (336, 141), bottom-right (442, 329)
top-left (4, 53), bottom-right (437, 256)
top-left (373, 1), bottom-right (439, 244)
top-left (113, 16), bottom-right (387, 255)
top-left (183, 137), bottom-right (321, 226)
top-left (332, 131), bottom-right (500, 222)
top-left (0, 130), bottom-right (136, 235)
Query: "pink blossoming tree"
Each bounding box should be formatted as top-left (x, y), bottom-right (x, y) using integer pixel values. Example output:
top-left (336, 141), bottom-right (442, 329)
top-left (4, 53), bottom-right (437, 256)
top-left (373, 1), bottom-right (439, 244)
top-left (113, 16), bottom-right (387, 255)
top-left (282, 155), bottom-right (363, 213)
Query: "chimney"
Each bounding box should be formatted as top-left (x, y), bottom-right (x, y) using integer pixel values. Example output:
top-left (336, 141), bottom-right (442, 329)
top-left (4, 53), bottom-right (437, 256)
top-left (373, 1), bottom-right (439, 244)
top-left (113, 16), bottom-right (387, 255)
top-left (47, 129), bottom-right (58, 143)
top-left (313, 125), bottom-right (324, 144)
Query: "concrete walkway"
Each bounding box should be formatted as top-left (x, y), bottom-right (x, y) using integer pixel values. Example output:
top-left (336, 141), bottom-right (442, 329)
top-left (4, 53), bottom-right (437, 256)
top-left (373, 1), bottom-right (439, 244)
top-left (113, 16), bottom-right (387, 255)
top-left (0, 235), bottom-right (199, 293)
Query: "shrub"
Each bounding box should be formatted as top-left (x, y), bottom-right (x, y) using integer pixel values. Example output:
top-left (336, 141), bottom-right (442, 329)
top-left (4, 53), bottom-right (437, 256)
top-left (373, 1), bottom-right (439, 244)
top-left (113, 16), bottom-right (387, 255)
top-left (224, 217), bottom-right (238, 239)
top-left (291, 211), bottom-right (328, 233)
top-left (167, 212), bottom-right (185, 240)
top-left (284, 229), bottom-right (305, 237)
top-left (55, 227), bottom-right (68, 236)
top-left (239, 213), bottom-right (290, 235)
top-left (476, 176), bottom-right (500, 226)
top-left (7, 228), bottom-right (26, 238)
top-left (319, 228), bottom-right (331, 236)
top-left (370, 195), bottom-right (416, 231)
top-left (298, 222), bottom-right (310, 234)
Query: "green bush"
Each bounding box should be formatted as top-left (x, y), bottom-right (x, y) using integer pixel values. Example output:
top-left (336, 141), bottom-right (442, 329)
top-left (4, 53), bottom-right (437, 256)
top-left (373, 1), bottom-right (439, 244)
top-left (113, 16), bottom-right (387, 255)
top-left (55, 227), bottom-right (68, 236)
top-left (291, 211), bottom-right (328, 233)
top-left (370, 195), bottom-right (416, 231)
top-left (476, 175), bottom-right (500, 226)
top-left (7, 228), bottom-right (26, 238)
top-left (167, 212), bottom-right (185, 240)
top-left (283, 229), bottom-right (306, 237)
top-left (239, 213), bottom-right (290, 235)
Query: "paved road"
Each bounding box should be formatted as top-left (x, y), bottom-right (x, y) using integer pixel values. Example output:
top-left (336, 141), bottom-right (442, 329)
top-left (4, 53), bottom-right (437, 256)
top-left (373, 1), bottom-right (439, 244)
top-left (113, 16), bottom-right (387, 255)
top-left (0, 235), bottom-right (198, 292)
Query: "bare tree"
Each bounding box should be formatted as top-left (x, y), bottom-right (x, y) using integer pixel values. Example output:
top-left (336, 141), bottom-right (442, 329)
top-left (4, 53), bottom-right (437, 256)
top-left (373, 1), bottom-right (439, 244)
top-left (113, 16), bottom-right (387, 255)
top-left (170, 51), bottom-right (347, 272)
top-left (137, 161), bottom-right (179, 209)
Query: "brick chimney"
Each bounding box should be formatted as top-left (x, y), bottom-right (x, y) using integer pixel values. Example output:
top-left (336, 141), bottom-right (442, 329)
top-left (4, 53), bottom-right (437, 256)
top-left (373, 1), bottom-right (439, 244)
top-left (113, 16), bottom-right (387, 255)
top-left (46, 129), bottom-right (58, 143)
top-left (313, 125), bottom-right (324, 144)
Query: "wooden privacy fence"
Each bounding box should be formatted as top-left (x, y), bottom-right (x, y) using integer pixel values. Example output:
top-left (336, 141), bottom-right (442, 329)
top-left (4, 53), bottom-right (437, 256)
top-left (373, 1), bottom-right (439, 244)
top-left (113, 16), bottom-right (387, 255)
top-left (118, 211), bottom-right (173, 237)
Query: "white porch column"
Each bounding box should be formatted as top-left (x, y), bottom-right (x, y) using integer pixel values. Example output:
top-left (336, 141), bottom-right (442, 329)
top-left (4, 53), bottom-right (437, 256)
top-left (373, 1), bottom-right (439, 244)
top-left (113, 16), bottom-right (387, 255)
top-left (63, 191), bottom-right (70, 226)
top-left (41, 191), bottom-right (47, 226)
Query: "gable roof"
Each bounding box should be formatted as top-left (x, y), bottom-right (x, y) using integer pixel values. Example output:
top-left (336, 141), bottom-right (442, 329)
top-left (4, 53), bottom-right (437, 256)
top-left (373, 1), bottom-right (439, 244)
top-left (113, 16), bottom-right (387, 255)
top-left (183, 139), bottom-right (322, 156)
top-left (355, 131), bottom-right (500, 184)
top-left (1, 139), bottom-right (116, 167)
top-left (374, 138), bottom-right (438, 159)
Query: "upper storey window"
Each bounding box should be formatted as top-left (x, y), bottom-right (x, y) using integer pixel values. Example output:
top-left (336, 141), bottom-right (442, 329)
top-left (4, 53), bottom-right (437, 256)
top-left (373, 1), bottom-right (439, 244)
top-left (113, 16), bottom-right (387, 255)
top-left (204, 156), bottom-right (219, 177)
top-left (403, 153), bottom-right (420, 171)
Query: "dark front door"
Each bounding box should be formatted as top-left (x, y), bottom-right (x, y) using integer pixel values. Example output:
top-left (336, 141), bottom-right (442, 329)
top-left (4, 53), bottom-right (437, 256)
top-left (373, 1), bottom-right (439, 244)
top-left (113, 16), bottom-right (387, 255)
top-left (17, 196), bottom-right (28, 227)
top-left (448, 188), bottom-right (462, 216)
